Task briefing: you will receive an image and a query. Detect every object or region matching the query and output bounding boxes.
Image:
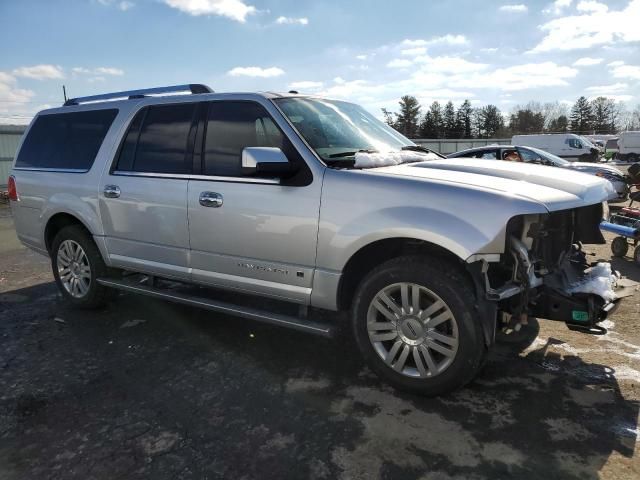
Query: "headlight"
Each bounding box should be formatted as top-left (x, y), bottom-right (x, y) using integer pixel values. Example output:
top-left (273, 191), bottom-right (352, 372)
top-left (602, 201), bottom-right (610, 221)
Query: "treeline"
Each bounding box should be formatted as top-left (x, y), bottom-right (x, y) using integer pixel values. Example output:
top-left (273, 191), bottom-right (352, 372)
top-left (382, 95), bottom-right (640, 139)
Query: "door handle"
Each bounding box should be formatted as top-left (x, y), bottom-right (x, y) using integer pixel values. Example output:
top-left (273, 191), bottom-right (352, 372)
top-left (199, 191), bottom-right (223, 208)
top-left (104, 185), bottom-right (121, 198)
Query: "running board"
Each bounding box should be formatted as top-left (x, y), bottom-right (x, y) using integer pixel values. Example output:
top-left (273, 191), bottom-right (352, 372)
top-left (96, 277), bottom-right (333, 338)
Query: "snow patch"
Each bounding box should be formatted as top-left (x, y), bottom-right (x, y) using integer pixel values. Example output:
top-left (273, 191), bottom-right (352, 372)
top-left (354, 150), bottom-right (439, 168)
top-left (567, 262), bottom-right (618, 302)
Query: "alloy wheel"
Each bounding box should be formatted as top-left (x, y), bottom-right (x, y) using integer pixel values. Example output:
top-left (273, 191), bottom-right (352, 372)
top-left (57, 239), bottom-right (91, 298)
top-left (366, 282), bottom-right (459, 378)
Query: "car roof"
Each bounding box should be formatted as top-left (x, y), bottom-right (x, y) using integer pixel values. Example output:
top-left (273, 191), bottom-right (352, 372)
top-left (35, 89), bottom-right (337, 117)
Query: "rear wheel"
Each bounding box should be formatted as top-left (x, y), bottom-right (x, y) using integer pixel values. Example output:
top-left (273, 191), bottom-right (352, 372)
top-left (611, 236), bottom-right (629, 257)
top-left (51, 225), bottom-right (110, 308)
top-left (351, 256), bottom-right (485, 396)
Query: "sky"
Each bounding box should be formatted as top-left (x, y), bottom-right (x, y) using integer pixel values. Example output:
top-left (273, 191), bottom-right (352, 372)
top-left (0, 0), bottom-right (639, 124)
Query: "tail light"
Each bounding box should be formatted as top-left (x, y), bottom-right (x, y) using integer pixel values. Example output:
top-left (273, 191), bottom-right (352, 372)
top-left (7, 175), bottom-right (17, 201)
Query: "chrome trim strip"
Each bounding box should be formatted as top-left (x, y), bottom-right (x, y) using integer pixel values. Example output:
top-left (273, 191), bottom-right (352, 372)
top-left (111, 170), bottom-right (280, 184)
top-left (13, 167), bottom-right (89, 173)
top-left (96, 277), bottom-right (333, 337)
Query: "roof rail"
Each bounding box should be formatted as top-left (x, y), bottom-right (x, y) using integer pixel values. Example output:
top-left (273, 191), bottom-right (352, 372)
top-left (63, 84), bottom-right (213, 106)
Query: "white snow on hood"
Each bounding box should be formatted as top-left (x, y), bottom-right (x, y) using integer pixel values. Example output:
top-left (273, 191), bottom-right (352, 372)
top-left (567, 262), bottom-right (619, 303)
top-left (354, 150), bottom-right (439, 168)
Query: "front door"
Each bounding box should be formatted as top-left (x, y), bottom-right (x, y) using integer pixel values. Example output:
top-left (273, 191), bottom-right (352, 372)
top-left (187, 100), bottom-right (322, 303)
top-left (99, 102), bottom-right (198, 280)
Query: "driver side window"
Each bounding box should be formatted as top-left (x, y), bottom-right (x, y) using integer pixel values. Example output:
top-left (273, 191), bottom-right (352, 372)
top-left (566, 138), bottom-right (582, 149)
top-left (517, 148), bottom-right (542, 163)
top-left (203, 102), bottom-right (286, 177)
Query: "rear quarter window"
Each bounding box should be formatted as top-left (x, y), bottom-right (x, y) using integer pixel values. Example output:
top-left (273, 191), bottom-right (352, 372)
top-left (15, 109), bottom-right (118, 170)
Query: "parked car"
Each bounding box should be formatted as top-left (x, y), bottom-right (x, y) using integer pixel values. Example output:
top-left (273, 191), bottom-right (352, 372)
top-left (8, 85), bottom-right (620, 396)
top-left (512, 134), bottom-right (600, 162)
top-left (616, 131), bottom-right (640, 163)
top-left (447, 145), bottom-right (629, 202)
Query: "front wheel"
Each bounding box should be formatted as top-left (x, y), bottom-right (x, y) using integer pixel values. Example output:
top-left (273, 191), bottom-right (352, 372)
top-left (51, 225), bottom-right (111, 308)
top-left (351, 256), bottom-right (486, 396)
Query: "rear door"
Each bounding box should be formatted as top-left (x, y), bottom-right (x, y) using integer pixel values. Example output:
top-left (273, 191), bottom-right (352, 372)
top-left (98, 102), bottom-right (198, 280)
top-left (187, 100), bottom-right (322, 303)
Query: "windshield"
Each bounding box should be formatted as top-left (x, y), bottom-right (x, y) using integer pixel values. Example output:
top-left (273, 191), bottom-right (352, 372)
top-left (527, 146), bottom-right (571, 166)
top-left (274, 97), bottom-right (414, 162)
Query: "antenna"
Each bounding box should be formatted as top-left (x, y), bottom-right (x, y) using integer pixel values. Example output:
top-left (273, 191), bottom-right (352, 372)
top-left (62, 85), bottom-right (68, 102)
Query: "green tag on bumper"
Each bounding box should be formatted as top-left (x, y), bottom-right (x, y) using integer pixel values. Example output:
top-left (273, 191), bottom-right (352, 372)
top-left (572, 310), bottom-right (589, 322)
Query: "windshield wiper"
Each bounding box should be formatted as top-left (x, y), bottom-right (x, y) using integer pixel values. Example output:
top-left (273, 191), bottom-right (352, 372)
top-left (401, 145), bottom-right (443, 157)
top-left (328, 149), bottom-right (378, 158)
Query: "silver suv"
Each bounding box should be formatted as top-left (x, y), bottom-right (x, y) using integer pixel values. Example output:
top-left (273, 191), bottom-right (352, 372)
top-left (8, 84), bottom-right (620, 395)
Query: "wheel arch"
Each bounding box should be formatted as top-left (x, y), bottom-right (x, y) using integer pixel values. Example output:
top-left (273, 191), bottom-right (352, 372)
top-left (44, 212), bottom-right (94, 253)
top-left (336, 237), bottom-right (473, 311)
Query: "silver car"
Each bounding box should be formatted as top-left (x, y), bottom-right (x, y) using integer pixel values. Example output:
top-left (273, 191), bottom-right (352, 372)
top-left (8, 85), bottom-right (621, 396)
top-left (447, 145), bottom-right (629, 202)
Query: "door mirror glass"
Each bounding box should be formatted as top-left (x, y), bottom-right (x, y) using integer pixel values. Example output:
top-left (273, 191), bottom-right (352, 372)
top-left (242, 147), bottom-right (292, 175)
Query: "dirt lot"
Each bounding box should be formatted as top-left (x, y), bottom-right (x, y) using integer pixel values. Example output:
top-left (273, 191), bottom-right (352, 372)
top-left (0, 204), bottom-right (639, 480)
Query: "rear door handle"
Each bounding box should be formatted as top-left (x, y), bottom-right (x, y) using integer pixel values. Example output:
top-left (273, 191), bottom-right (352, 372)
top-left (103, 185), bottom-right (121, 198)
top-left (199, 191), bottom-right (223, 208)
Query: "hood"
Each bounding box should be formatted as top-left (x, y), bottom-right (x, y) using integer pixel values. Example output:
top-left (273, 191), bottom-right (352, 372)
top-left (368, 158), bottom-right (614, 212)
top-left (565, 162), bottom-right (624, 177)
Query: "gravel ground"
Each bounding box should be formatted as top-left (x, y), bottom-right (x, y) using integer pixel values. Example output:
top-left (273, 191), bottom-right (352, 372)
top-left (0, 204), bottom-right (639, 480)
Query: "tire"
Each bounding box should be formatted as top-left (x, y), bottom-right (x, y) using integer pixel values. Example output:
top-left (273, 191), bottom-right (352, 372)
top-left (51, 225), bottom-right (111, 309)
top-left (351, 255), bottom-right (486, 396)
top-left (611, 236), bottom-right (629, 257)
top-left (634, 245), bottom-right (640, 266)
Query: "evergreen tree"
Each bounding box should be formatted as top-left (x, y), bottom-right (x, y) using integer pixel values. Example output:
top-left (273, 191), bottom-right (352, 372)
top-left (381, 108), bottom-right (396, 128)
top-left (419, 101), bottom-right (443, 138)
top-left (509, 108), bottom-right (545, 134)
top-left (394, 95), bottom-right (421, 138)
top-left (455, 100), bottom-right (473, 138)
top-left (443, 101), bottom-right (457, 138)
top-left (590, 96), bottom-right (616, 134)
top-left (569, 96), bottom-right (593, 134)
top-left (548, 115), bottom-right (569, 133)
top-left (477, 105), bottom-right (504, 138)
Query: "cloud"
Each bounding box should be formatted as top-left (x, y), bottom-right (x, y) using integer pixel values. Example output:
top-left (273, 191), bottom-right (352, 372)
top-left (97, 0), bottom-right (135, 10)
top-left (481, 47), bottom-right (499, 53)
top-left (288, 81), bottom-right (323, 90)
top-left (400, 47), bottom-right (427, 56)
top-left (608, 60), bottom-right (624, 67)
top-left (0, 71), bottom-right (36, 124)
top-left (12, 64), bottom-right (64, 80)
top-left (387, 58), bottom-right (413, 68)
top-left (585, 82), bottom-right (629, 94)
top-left (163, 0), bottom-right (256, 23)
top-left (72, 66), bottom-right (124, 76)
top-left (530, 0), bottom-right (640, 53)
top-left (399, 35), bottom-right (468, 49)
top-left (611, 64), bottom-right (640, 80)
top-left (499, 4), bottom-right (528, 13)
top-left (227, 66), bottom-right (285, 77)
top-left (572, 57), bottom-right (603, 66)
top-left (356, 54), bottom-right (367, 60)
top-left (576, 0), bottom-right (608, 13)
top-left (275, 16), bottom-right (308, 25)
top-left (543, 0), bottom-right (572, 15)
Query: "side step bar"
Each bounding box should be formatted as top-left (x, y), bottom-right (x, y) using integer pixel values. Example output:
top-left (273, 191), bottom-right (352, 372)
top-left (96, 277), bottom-right (333, 338)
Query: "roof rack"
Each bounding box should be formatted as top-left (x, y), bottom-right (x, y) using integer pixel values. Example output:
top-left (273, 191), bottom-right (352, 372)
top-left (63, 84), bottom-right (213, 106)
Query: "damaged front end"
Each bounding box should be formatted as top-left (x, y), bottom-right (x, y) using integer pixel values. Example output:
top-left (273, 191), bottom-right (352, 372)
top-left (474, 203), bottom-right (623, 336)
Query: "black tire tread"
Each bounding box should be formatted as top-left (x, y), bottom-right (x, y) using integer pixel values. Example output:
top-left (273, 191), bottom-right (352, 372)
top-left (51, 224), bottom-right (111, 309)
top-left (351, 254), bottom-right (487, 396)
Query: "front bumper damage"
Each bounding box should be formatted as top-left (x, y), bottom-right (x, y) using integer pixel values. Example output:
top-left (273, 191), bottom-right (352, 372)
top-left (470, 205), bottom-right (634, 340)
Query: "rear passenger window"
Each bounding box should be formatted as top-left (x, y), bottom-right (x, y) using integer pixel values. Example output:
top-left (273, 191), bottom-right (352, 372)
top-left (15, 109), bottom-right (117, 170)
top-left (116, 103), bottom-right (197, 174)
top-left (203, 102), bottom-right (286, 176)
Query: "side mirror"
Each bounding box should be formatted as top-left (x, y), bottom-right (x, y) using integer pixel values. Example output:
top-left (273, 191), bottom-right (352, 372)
top-left (242, 147), bottom-right (293, 176)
